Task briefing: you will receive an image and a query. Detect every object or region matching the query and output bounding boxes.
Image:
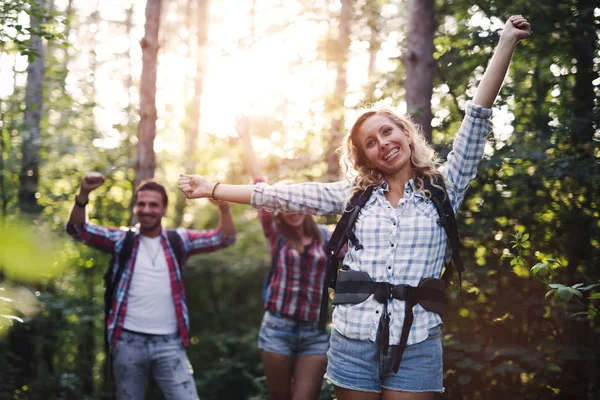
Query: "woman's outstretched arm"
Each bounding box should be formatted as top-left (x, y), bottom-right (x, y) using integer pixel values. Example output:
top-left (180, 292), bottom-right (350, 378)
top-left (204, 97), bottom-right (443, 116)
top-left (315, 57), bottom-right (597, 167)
top-left (179, 174), bottom-right (255, 204)
top-left (472, 15), bottom-right (531, 108)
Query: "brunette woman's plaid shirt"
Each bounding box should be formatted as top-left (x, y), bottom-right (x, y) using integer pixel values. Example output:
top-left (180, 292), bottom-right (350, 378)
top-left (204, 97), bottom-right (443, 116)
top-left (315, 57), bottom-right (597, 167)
top-left (258, 209), bottom-right (330, 322)
top-left (251, 101), bottom-right (492, 346)
top-left (66, 223), bottom-right (235, 346)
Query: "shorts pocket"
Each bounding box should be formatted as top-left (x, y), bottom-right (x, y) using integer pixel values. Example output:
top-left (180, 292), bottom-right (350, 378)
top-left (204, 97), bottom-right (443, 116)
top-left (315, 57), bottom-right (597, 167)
top-left (261, 311), bottom-right (290, 330)
top-left (426, 325), bottom-right (442, 340)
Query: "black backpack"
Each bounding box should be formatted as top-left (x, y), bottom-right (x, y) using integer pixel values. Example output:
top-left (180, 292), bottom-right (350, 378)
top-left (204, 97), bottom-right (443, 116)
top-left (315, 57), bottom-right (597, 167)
top-left (317, 177), bottom-right (464, 331)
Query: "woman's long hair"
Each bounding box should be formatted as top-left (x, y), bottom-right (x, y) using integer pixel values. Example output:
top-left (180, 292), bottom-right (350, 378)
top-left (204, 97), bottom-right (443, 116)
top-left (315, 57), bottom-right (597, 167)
top-left (340, 109), bottom-right (446, 197)
top-left (275, 213), bottom-right (324, 252)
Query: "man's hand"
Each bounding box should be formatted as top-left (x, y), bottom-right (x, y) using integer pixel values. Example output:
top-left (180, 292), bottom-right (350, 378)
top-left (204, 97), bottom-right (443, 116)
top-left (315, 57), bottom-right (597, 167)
top-left (502, 15), bottom-right (531, 44)
top-left (80, 172), bottom-right (106, 194)
top-left (209, 198), bottom-right (231, 211)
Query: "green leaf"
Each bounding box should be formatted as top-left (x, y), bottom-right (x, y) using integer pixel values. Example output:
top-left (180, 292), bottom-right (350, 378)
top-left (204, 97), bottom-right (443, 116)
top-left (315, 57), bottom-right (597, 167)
top-left (522, 233), bottom-right (530, 241)
top-left (570, 311), bottom-right (590, 317)
top-left (589, 293), bottom-right (600, 299)
top-left (545, 290), bottom-right (556, 299)
top-left (571, 283), bottom-right (584, 289)
top-left (548, 284), bottom-right (563, 289)
top-left (557, 287), bottom-right (574, 301)
top-left (531, 263), bottom-right (547, 275)
top-left (579, 283), bottom-right (600, 292)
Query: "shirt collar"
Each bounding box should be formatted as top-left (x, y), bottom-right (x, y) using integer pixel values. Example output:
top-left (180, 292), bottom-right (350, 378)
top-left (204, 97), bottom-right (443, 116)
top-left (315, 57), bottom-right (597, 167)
top-left (377, 178), bottom-right (418, 198)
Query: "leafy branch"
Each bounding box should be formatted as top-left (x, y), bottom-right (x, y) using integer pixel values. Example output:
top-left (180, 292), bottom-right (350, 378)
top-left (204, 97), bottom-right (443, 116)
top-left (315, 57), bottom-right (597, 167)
top-left (501, 232), bottom-right (599, 318)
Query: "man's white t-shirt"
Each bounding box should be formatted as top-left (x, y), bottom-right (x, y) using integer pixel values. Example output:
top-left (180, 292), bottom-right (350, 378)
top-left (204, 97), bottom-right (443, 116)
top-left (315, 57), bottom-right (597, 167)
top-left (123, 235), bottom-right (178, 334)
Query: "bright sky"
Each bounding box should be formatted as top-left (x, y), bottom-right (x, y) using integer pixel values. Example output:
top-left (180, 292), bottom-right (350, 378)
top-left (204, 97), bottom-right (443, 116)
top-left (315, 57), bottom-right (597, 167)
top-left (0, 0), bottom-right (533, 158)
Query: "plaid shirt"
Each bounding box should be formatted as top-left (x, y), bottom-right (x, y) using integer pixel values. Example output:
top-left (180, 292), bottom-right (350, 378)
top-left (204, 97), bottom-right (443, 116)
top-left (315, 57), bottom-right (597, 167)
top-left (66, 223), bottom-right (236, 346)
top-left (251, 101), bottom-right (492, 346)
top-left (258, 209), bottom-right (330, 322)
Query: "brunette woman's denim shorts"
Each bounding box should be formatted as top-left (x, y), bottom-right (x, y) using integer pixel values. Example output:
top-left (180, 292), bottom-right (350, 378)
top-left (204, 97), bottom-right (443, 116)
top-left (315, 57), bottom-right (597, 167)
top-left (325, 325), bottom-right (444, 393)
top-left (258, 311), bottom-right (330, 357)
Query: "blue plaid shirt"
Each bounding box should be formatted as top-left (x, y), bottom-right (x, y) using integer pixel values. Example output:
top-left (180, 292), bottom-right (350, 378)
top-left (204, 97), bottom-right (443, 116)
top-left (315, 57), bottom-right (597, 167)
top-left (251, 101), bottom-right (493, 346)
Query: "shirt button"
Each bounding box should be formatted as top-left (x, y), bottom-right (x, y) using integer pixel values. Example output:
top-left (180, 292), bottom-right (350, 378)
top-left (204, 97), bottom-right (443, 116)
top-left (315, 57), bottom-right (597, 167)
top-left (388, 266), bottom-right (392, 270)
top-left (376, 310), bottom-right (379, 314)
top-left (391, 243), bottom-right (394, 247)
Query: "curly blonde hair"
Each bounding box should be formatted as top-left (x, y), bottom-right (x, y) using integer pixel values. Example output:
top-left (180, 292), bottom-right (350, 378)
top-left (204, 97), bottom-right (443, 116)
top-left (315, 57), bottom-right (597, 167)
top-left (340, 109), bottom-right (446, 197)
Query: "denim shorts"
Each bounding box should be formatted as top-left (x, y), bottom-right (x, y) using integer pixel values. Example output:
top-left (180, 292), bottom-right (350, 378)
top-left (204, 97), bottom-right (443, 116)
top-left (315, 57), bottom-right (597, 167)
top-left (325, 325), bottom-right (444, 393)
top-left (258, 311), bottom-right (330, 357)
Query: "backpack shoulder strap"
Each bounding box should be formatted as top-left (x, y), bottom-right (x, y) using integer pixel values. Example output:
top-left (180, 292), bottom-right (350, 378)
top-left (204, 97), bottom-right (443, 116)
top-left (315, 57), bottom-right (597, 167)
top-left (319, 185), bottom-right (374, 331)
top-left (262, 234), bottom-right (284, 305)
top-left (422, 178), bottom-right (464, 288)
top-left (318, 225), bottom-right (330, 249)
top-left (326, 185), bottom-right (374, 259)
top-left (112, 229), bottom-right (136, 287)
top-left (167, 230), bottom-right (185, 270)
top-left (104, 229), bottom-right (135, 351)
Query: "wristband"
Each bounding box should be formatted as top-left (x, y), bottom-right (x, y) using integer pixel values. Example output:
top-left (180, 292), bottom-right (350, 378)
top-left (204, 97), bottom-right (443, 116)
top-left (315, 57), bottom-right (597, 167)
top-left (75, 195), bottom-right (89, 208)
top-left (211, 182), bottom-right (221, 200)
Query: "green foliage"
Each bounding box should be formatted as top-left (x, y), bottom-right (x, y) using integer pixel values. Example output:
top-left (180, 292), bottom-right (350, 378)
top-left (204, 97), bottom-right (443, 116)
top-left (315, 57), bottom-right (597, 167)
top-left (0, 0), bottom-right (66, 60)
top-left (1, 0), bottom-right (599, 398)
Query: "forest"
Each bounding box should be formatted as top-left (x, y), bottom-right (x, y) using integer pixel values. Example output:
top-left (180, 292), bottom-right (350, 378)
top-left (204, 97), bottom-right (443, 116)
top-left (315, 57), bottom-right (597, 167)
top-left (0, 0), bottom-right (599, 399)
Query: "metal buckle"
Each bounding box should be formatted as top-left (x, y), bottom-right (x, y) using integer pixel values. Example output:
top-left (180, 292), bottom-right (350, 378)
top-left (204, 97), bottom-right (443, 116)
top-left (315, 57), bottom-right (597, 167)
top-left (374, 282), bottom-right (392, 303)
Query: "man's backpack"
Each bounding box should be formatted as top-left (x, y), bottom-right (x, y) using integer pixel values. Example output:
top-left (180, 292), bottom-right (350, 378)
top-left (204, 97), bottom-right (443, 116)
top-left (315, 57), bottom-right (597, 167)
top-left (317, 177), bottom-right (464, 332)
top-left (103, 229), bottom-right (184, 351)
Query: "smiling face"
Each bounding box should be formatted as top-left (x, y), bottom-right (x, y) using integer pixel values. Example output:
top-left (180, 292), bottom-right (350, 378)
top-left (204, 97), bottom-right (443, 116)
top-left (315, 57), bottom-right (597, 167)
top-left (134, 190), bottom-right (167, 233)
top-left (356, 114), bottom-right (413, 178)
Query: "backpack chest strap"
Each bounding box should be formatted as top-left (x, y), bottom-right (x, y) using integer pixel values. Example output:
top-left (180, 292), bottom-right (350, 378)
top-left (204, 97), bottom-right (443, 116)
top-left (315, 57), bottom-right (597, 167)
top-left (332, 269), bottom-right (447, 373)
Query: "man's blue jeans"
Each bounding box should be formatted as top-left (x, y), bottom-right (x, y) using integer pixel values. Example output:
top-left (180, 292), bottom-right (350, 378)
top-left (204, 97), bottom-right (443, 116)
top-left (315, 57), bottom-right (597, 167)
top-left (112, 329), bottom-right (199, 400)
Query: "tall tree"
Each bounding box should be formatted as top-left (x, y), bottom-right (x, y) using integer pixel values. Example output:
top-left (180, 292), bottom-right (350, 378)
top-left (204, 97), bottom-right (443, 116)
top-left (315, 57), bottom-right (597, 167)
top-left (174, 0), bottom-right (211, 226)
top-left (560, 1), bottom-right (597, 397)
top-left (404, 0), bottom-right (435, 141)
top-left (325, 0), bottom-right (353, 181)
top-left (365, 0), bottom-right (382, 99)
top-left (18, 0), bottom-right (46, 214)
top-left (134, 0), bottom-right (162, 189)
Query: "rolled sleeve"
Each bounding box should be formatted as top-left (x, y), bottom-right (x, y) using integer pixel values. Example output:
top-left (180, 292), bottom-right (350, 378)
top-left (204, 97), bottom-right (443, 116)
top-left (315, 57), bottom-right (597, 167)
top-left (251, 181), bottom-right (350, 215)
top-left (65, 222), bottom-right (124, 253)
top-left (442, 101), bottom-right (493, 213)
top-left (178, 228), bottom-right (236, 256)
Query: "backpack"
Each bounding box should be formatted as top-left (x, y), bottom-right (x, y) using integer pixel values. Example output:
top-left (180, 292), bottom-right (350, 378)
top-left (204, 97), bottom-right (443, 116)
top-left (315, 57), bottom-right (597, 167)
top-left (316, 177), bottom-right (464, 372)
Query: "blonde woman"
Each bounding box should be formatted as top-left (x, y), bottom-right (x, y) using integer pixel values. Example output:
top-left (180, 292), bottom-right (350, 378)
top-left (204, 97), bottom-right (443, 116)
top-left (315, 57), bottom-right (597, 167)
top-left (179, 16), bottom-right (529, 400)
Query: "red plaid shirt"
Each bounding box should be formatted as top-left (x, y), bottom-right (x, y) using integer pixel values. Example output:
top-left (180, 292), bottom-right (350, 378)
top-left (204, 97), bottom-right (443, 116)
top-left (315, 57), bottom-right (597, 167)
top-left (66, 223), bottom-right (235, 346)
top-left (258, 209), bottom-right (329, 322)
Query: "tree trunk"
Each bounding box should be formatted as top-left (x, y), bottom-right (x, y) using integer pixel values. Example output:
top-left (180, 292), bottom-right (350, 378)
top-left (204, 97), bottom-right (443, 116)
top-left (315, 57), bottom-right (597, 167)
top-left (560, 2), bottom-right (597, 398)
top-left (174, 0), bottom-right (211, 226)
top-left (404, 0), bottom-right (435, 142)
top-left (19, 0), bottom-right (45, 214)
top-left (134, 0), bottom-right (162, 190)
top-left (325, 0), bottom-right (353, 181)
top-left (365, 0), bottom-right (381, 99)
